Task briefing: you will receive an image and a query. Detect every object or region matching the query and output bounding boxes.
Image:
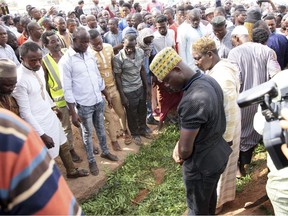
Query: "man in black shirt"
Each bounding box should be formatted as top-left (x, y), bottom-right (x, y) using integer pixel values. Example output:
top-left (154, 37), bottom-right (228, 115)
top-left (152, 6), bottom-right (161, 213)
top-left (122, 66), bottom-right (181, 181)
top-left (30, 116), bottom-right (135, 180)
top-left (150, 47), bottom-right (232, 215)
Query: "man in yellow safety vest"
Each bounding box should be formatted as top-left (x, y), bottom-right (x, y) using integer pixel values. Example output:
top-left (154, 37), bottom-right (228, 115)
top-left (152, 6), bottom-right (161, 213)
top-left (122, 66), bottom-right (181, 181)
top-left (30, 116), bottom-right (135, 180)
top-left (41, 30), bottom-right (82, 162)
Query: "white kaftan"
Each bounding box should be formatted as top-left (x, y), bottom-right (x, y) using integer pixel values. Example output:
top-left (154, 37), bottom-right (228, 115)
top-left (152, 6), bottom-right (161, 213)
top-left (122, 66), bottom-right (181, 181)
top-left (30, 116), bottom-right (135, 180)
top-left (207, 59), bottom-right (241, 208)
top-left (12, 65), bottom-right (66, 159)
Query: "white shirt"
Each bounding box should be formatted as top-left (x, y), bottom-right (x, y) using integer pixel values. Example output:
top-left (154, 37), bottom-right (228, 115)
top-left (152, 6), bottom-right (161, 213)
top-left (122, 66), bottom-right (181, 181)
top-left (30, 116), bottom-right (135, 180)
top-left (25, 38), bottom-right (49, 56)
top-left (153, 29), bottom-right (175, 53)
top-left (12, 65), bottom-right (66, 159)
top-left (177, 21), bottom-right (207, 70)
top-left (0, 44), bottom-right (20, 66)
top-left (58, 47), bottom-right (105, 106)
top-left (10, 26), bottom-right (21, 38)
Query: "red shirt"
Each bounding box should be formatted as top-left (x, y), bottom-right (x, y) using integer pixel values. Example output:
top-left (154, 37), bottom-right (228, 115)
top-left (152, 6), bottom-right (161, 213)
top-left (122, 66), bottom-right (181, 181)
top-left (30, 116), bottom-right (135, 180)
top-left (146, 1), bottom-right (163, 12)
top-left (169, 22), bottom-right (179, 53)
top-left (17, 33), bottom-right (28, 46)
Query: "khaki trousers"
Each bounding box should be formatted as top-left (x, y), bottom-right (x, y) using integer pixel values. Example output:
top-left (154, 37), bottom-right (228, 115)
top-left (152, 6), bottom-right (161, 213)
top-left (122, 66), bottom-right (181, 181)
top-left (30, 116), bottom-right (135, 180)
top-left (59, 106), bottom-right (74, 150)
top-left (104, 85), bottom-right (127, 142)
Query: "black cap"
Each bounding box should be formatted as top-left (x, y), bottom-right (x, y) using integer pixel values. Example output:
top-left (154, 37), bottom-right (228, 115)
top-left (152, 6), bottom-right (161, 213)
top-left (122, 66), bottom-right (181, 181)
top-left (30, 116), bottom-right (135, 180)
top-left (234, 5), bottom-right (246, 12)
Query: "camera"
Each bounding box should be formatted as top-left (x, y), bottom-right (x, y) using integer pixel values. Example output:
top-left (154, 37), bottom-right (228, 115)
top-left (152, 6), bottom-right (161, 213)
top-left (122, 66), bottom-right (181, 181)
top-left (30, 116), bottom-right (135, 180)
top-left (237, 80), bottom-right (288, 170)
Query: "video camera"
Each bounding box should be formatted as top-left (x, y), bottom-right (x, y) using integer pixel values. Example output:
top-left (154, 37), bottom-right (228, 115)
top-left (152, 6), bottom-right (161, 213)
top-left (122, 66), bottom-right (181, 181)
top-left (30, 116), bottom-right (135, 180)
top-left (237, 80), bottom-right (288, 170)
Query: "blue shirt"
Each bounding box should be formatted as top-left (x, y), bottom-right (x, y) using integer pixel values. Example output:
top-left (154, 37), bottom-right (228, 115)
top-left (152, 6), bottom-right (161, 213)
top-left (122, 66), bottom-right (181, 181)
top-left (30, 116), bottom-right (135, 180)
top-left (118, 18), bottom-right (128, 31)
top-left (267, 33), bottom-right (288, 70)
top-left (103, 31), bottom-right (123, 47)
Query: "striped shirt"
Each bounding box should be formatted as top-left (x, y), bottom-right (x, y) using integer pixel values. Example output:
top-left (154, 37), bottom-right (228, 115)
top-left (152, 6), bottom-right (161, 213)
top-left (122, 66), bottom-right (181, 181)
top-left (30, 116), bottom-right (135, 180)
top-left (113, 47), bottom-right (145, 93)
top-left (228, 42), bottom-right (281, 151)
top-left (0, 109), bottom-right (83, 215)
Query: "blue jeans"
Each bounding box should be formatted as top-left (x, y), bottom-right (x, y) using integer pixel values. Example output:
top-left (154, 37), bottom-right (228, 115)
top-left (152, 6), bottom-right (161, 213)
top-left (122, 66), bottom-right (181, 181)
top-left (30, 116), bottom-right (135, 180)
top-left (77, 100), bottom-right (109, 163)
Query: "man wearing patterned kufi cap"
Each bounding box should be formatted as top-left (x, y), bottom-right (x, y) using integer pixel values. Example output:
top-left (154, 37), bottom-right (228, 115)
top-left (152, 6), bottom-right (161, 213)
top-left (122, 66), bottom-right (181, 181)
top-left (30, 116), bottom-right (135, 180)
top-left (0, 58), bottom-right (19, 115)
top-left (192, 37), bottom-right (241, 213)
top-left (150, 47), bottom-right (232, 215)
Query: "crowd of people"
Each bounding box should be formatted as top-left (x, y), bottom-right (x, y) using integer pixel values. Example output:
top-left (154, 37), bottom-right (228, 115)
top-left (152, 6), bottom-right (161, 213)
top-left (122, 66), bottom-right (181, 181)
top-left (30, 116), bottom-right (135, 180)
top-left (0, 0), bottom-right (288, 214)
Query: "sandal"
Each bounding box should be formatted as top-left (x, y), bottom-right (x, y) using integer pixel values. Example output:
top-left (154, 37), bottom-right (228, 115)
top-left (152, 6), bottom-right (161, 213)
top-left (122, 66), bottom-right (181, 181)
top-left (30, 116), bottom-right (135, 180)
top-left (67, 168), bottom-right (89, 178)
top-left (124, 134), bottom-right (132, 145)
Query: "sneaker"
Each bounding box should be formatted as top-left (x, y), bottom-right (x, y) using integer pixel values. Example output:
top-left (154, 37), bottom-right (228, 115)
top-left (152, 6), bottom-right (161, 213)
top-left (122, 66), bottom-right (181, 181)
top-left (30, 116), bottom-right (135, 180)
top-left (89, 162), bottom-right (99, 176)
top-left (132, 136), bottom-right (142, 146)
top-left (100, 152), bottom-right (119, 161)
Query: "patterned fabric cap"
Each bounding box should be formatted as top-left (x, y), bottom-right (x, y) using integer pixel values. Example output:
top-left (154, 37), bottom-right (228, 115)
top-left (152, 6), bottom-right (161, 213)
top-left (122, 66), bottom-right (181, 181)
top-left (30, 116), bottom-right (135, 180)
top-left (149, 47), bottom-right (181, 81)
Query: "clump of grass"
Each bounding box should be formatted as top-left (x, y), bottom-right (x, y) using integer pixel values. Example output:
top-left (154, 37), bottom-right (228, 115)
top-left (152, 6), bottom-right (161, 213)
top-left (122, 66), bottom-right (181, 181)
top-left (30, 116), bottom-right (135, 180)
top-left (236, 174), bottom-right (252, 192)
top-left (81, 126), bottom-right (186, 215)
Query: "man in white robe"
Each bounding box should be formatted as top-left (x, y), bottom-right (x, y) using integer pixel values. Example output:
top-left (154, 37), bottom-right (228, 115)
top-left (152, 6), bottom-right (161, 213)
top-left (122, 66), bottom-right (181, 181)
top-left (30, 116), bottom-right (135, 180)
top-left (12, 41), bottom-right (89, 178)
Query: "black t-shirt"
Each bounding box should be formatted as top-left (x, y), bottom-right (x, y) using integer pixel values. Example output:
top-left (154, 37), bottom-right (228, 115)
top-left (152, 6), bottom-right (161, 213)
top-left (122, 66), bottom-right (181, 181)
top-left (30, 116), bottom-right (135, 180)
top-left (178, 72), bottom-right (232, 178)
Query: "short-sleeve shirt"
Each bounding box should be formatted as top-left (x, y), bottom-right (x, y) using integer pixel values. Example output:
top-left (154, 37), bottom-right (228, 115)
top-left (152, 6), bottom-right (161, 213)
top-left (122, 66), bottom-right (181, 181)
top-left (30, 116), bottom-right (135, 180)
top-left (153, 29), bottom-right (175, 53)
top-left (113, 47), bottom-right (144, 93)
top-left (103, 31), bottom-right (123, 47)
top-left (178, 72), bottom-right (232, 178)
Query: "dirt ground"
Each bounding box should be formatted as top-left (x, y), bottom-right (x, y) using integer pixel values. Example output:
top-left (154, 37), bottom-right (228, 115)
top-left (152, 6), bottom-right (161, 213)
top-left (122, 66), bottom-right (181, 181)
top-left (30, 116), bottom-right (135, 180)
top-left (221, 163), bottom-right (273, 215)
top-left (55, 113), bottom-right (159, 203)
top-left (55, 112), bottom-right (274, 215)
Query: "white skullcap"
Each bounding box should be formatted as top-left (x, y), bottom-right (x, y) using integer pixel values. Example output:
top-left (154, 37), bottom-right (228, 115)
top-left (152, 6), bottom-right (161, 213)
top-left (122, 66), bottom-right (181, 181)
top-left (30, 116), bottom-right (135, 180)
top-left (231, 25), bottom-right (249, 36)
top-left (0, 58), bottom-right (17, 78)
top-left (205, 7), bottom-right (215, 16)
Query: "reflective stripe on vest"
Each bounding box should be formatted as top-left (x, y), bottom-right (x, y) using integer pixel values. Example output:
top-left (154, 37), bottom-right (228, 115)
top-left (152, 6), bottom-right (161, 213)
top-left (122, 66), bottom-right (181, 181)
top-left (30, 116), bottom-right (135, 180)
top-left (42, 54), bottom-right (66, 108)
top-left (43, 55), bottom-right (62, 91)
top-left (54, 95), bottom-right (65, 102)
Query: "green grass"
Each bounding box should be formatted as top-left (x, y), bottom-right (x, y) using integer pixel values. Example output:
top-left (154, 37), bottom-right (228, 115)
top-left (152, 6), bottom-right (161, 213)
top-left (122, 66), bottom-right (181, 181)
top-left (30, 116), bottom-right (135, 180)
top-left (82, 130), bottom-right (269, 215)
top-left (81, 126), bottom-right (186, 215)
top-left (236, 174), bottom-right (252, 192)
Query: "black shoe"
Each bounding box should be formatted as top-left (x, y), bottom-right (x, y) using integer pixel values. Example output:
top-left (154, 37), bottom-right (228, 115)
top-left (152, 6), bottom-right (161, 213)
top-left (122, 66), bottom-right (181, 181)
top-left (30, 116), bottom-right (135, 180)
top-left (147, 118), bottom-right (159, 125)
top-left (89, 162), bottom-right (99, 176)
top-left (100, 152), bottom-right (119, 161)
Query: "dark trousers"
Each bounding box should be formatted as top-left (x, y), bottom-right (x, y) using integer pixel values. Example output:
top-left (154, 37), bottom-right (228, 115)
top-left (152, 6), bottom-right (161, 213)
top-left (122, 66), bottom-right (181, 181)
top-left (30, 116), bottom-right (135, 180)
top-left (124, 86), bottom-right (147, 136)
top-left (239, 146), bottom-right (255, 165)
top-left (184, 169), bottom-right (222, 215)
